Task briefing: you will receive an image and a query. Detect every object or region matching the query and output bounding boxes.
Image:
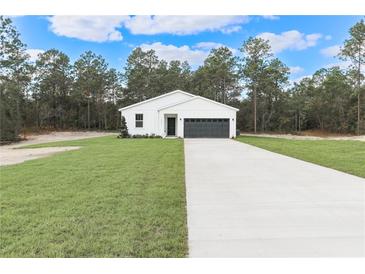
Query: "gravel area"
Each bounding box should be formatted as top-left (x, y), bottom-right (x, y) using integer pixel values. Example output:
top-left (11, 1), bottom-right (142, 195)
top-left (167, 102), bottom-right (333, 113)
top-left (0, 131), bottom-right (116, 166)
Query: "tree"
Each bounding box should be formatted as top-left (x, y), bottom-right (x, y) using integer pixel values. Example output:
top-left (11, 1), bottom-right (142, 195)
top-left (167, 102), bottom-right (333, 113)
top-left (290, 78), bottom-right (312, 132)
top-left (123, 48), bottom-right (160, 102)
top-left (73, 51), bottom-right (109, 129)
top-left (193, 47), bottom-right (239, 103)
top-left (339, 19), bottom-right (365, 135)
top-left (240, 37), bottom-right (273, 133)
top-left (239, 40), bottom-right (289, 132)
top-left (123, 48), bottom-right (193, 104)
top-left (104, 68), bottom-right (123, 129)
top-left (0, 16), bottom-right (31, 141)
top-left (180, 61), bottom-right (193, 91)
top-left (287, 67), bottom-right (355, 133)
top-left (322, 67), bottom-right (353, 131)
top-left (34, 49), bottom-right (72, 129)
top-left (259, 58), bottom-right (289, 131)
top-left (164, 60), bottom-right (192, 92)
top-left (118, 116), bottom-right (129, 138)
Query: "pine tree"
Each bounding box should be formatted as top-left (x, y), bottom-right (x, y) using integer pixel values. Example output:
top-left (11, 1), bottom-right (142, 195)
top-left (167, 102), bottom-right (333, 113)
top-left (0, 16), bottom-right (31, 141)
top-left (118, 116), bottom-right (130, 138)
top-left (339, 19), bottom-right (365, 134)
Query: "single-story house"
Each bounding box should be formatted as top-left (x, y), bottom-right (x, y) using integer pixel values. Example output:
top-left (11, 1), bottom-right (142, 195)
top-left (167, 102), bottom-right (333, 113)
top-left (118, 90), bottom-right (238, 138)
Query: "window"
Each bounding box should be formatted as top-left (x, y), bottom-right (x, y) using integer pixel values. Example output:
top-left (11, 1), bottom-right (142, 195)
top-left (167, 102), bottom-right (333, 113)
top-left (135, 114), bottom-right (143, 128)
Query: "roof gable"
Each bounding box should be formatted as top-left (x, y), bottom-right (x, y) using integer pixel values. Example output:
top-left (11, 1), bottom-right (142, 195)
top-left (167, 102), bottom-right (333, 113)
top-left (158, 96), bottom-right (239, 112)
top-left (118, 90), bottom-right (194, 111)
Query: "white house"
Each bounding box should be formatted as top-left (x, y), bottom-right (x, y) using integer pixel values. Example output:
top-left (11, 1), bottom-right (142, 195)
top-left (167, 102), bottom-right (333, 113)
top-left (118, 90), bottom-right (238, 138)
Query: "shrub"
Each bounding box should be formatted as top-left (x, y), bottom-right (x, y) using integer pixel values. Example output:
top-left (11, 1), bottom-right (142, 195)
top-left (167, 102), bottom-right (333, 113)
top-left (130, 134), bottom-right (162, 138)
top-left (118, 116), bottom-right (130, 138)
top-left (149, 134), bottom-right (162, 138)
top-left (131, 134), bottom-right (145, 138)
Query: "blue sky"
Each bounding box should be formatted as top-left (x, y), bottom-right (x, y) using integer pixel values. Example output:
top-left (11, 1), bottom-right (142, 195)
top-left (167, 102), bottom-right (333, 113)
top-left (12, 15), bottom-right (362, 81)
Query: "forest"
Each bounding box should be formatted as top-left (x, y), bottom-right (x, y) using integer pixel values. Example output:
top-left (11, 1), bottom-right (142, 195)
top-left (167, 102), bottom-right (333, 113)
top-left (1, 16), bottom-right (364, 141)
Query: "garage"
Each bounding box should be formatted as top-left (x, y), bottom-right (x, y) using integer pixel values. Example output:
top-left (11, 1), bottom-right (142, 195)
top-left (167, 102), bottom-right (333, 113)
top-left (184, 118), bottom-right (229, 138)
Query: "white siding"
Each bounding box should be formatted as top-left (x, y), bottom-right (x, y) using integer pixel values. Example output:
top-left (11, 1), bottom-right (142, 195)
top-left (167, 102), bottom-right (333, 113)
top-left (120, 91), bottom-right (193, 136)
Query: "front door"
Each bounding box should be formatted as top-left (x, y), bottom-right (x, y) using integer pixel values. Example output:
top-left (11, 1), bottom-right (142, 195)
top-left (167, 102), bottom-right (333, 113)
top-left (167, 117), bottom-right (176, 136)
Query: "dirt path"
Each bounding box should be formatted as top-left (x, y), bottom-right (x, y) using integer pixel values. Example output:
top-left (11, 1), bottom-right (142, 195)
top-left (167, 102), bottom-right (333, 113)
top-left (241, 133), bottom-right (365, 141)
top-left (0, 131), bottom-right (116, 166)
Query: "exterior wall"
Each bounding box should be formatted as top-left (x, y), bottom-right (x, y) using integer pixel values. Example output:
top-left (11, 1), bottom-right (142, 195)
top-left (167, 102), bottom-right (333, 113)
top-left (159, 98), bottom-right (237, 138)
top-left (120, 92), bottom-right (193, 136)
top-left (121, 109), bottom-right (158, 136)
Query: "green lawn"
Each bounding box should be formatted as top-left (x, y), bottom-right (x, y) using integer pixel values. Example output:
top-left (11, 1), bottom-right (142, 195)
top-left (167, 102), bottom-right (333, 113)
top-left (0, 136), bottom-right (187, 257)
top-left (237, 136), bottom-right (365, 178)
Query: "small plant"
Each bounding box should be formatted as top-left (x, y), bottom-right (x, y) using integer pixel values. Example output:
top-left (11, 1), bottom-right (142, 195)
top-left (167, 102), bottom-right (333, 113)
top-left (130, 133), bottom-right (162, 138)
top-left (149, 134), bottom-right (162, 138)
top-left (131, 134), bottom-right (145, 138)
top-left (118, 116), bottom-right (130, 138)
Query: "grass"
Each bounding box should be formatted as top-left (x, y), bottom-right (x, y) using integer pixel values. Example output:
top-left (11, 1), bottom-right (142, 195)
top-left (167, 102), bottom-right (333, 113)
top-left (0, 136), bottom-right (188, 257)
top-left (236, 136), bottom-right (365, 178)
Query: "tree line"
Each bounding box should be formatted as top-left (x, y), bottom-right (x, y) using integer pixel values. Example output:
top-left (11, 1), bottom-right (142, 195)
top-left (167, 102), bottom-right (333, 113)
top-left (1, 16), bottom-right (364, 141)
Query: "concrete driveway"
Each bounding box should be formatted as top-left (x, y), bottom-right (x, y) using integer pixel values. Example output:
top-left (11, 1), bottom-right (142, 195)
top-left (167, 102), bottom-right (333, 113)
top-left (184, 139), bottom-right (365, 257)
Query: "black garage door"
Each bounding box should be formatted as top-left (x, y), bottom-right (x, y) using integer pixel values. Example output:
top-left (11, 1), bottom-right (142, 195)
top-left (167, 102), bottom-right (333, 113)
top-left (184, 118), bottom-right (229, 138)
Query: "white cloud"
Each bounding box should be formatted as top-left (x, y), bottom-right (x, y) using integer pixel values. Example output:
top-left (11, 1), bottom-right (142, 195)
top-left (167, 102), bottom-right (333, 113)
top-left (194, 42), bottom-right (225, 50)
top-left (257, 30), bottom-right (322, 53)
top-left (221, 25), bottom-right (242, 34)
top-left (139, 41), bottom-right (238, 67)
top-left (139, 42), bottom-right (208, 66)
top-left (48, 16), bottom-right (127, 42)
top-left (26, 49), bottom-right (45, 62)
top-left (325, 60), bottom-right (352, 69)
top-left (324, 35), bottom-right (332, 40)
top-left (290, 75), bottom-right (313, 85)
top-left (48, 16), bottom-right (249, 42)
top-left (123, 16), bottom-right (249, 35)
top-left (262, 15), bottom-right (280, 20)
top-left (320, 44), bottom-right (341, 57)
top-left (193, 42), bottom-right (237, 54)
top-left (290, 66), bottom-right (304, 74)
top-left (326, 60), bottom-right (365, 75)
